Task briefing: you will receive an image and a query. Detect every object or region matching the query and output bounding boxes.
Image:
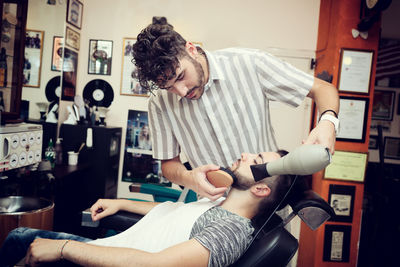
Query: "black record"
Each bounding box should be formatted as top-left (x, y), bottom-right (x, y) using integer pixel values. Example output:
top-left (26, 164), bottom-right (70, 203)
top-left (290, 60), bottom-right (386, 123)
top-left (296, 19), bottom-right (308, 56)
top-left (45, 76), bottom-right (61, 102)
top-left (83, 79), bottom-right (114, 107)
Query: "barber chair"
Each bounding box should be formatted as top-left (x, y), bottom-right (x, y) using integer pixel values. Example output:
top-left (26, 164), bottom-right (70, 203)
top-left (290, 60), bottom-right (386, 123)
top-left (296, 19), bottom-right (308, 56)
top-left (81, 179), bottom-right (334, 267)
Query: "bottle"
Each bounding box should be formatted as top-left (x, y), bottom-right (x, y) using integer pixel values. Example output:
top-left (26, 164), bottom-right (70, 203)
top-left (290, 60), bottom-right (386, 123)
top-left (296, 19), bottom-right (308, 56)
top-left (55, 138), bottom-right (63, 165)
top-left (0, 48), bottom-right (7, 88)
top-left (45, 139), bottom-right (55, 168)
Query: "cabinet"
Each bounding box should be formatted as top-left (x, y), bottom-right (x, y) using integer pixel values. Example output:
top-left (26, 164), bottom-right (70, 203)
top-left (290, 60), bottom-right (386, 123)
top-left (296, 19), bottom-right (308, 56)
top-left (0, 0), bottom-right (28, 123)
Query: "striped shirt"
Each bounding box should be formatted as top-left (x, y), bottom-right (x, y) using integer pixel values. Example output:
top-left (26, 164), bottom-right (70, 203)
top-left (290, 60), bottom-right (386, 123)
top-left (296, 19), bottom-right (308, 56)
top-left (148, 48), bottom-right (314, 168)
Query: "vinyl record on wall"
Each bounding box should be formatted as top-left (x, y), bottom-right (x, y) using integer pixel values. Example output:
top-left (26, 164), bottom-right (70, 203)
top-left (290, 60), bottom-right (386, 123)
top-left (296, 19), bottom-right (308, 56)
top-left (83, 79), bottom-right (114, 107)
top-left (45, 76), bottom-right (62, 102)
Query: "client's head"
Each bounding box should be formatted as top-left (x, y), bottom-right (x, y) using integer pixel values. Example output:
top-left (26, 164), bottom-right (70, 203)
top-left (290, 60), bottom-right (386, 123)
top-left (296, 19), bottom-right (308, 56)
top-left (229, 150), bottom-right (294, 215)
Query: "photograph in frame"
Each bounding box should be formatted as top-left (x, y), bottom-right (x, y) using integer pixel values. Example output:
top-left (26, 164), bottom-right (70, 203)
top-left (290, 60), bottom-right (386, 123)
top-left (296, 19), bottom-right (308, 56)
top-left (324, 150), bottom-right (368, 183)
top-left (120, 38), bottom-right (149, 96)
top-left (122, 109), bottom-right (171, 186)
top-left (368, 135), bottom-right (378, 150)
top-left (323, 224), bottom-right (351, 262)
top-left (336, 96), bottom-right (369, 142)
top-left (65, 26), bottom-right (80, 51)
top-left (372, 89), bottom-right (395, 121)
top-left (66, 0), bottom-right (83, 29)
top-left (88, 39), bottom-right (113, 75)
top-left (62, 48), bottom-right (78, 101)
top-left (51, 36), bottom-right (64, 71)
top-left (328, 184), bottom-right (355, 223)
top-left (383, 137), bottom-right (400, 160)
top-left (23, 30), bottom-right (44, 88)
top-left (338, 48), bottom-right (373, 94)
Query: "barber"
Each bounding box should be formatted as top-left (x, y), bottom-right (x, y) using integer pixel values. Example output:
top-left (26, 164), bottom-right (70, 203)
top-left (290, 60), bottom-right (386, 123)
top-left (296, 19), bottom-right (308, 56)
top-left (132, 17), bottom-right (339, 200)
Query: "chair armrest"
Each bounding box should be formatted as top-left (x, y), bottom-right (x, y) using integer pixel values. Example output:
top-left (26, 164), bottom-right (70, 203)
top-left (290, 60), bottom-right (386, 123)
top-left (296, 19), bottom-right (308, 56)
top-left (289, 190), bottom-right (335, 230)
top-left (81, 210), bottom-right (144, 232)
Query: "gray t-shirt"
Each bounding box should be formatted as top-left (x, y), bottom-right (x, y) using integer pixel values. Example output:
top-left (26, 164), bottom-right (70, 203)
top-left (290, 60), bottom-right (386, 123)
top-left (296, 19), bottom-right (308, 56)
top-left (190, 206), bottom-right (254, 267)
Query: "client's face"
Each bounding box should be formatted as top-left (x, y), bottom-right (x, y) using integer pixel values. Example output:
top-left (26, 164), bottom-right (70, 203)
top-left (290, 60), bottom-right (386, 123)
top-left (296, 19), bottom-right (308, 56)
top-left (230, 152), bottom-right (281, 190)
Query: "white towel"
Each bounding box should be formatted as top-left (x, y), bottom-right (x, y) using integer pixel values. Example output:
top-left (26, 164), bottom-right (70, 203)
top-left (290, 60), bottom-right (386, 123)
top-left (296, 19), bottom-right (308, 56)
top-left (89, 198), bottom-right (223, 252)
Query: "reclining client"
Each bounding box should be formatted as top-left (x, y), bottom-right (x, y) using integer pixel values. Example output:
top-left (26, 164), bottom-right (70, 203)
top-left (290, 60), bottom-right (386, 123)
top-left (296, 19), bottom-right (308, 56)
top-left (0, 150), bottom-right (294, 267)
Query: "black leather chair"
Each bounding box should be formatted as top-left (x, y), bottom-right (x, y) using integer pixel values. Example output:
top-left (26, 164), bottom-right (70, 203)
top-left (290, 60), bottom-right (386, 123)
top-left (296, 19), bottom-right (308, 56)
top-left (81, 180), bottom-right (334, 267)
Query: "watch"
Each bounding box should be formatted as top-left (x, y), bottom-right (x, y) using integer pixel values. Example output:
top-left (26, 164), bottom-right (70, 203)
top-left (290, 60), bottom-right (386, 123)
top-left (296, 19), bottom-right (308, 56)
top-left (319, 114), bottom-right (340, 135)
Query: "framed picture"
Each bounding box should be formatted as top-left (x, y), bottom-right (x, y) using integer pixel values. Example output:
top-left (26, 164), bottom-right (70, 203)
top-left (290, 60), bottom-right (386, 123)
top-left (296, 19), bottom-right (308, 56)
top-left (23, 29), bottom-right (44, 88)
top-left (338, 48), bottom-right (374, 94)
top-left (372, 89), bottom-right (395, 121)
top-left (328, 184), bottom-right (355, 223)
top-left (51, 36), bottom-right (64, 71)
top-left (368, 135), bottom-right (378, 150)
top-left (324, 150), bottom-right (368, 183)
top-left (383, 137), bottom-right (400, 160)
top-left (122, 109), bottom-right (171, 186)
top-left (65, 26), bottom-right (80, 51)
top-left (336, 96), bottom-right (369, 142)
top-left (66, 0), bottom-right (83, 29)
top-left (120, 38), bottom-right (149, 96)
top-left (88, 39), bottom-right (113, 75)
top-left (323, 224), bottom-right (351, 262)
top-left (62, 47), bottom-right (78, 101)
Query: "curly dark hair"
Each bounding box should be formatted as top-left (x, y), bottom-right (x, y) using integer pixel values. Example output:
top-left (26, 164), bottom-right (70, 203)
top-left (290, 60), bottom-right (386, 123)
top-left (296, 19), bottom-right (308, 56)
top-left (132, 17), bottom-right (187, 91)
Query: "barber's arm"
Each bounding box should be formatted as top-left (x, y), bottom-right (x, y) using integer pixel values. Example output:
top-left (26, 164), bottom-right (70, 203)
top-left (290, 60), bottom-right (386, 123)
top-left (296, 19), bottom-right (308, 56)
top-left (90, 199), bottom-right (160, 221)
top-left (162, 156), bottom-right (227, 201)
top-left (25, 238), bottom-right (209, 267)
top-left (304, 78), bottom-right (339, 154)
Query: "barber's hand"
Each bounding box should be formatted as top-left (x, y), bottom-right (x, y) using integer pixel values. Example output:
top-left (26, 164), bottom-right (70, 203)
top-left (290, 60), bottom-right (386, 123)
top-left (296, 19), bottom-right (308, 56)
top-left (25, 238), bottom-right (65, 266)
top-left (90, 199), bottom-right (121, 221)
top-left (303, 120), bottom-right (336, 154)
top-left (189, 164), bottom-right (228, 201)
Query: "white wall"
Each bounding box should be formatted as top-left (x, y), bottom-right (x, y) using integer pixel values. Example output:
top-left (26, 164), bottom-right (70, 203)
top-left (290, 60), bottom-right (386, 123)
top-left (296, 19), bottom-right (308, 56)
top-left (76, 0), bottom-right (321, 199)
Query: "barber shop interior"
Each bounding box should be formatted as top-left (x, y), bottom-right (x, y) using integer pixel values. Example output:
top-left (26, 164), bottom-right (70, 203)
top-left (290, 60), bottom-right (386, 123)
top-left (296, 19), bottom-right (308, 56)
top-left (0, 0), bottom-right (399, 266)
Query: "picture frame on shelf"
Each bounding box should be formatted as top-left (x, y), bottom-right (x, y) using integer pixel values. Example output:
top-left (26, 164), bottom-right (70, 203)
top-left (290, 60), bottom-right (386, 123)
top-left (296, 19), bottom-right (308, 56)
top-left (337, 48), bottom-right (374, 94)
top-left (66, 0), bottom-right (83, 29)
top-left (51, 36), bottom-right (64, 71)
top-left (65, 26), bottom-right (80, 51)
top-left (383, 137), bottom-right (400, 160)
top-left (372, 89), bottom-right (395, 121)
top-left (23, 29), bottom-right (44, 88)
top-left (88, 39), bottom-right (113, 75)
top-left (336, 96), bottom-right (369, 143)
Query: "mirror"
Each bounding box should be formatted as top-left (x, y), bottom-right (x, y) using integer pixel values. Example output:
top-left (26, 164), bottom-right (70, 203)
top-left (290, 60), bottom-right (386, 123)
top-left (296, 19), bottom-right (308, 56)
top-left (21, 0), bottom-right (66, 122)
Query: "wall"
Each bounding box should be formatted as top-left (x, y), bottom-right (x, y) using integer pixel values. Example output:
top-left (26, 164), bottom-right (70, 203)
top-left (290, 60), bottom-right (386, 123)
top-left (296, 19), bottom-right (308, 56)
top-left (76, 0), bottom-right (321, 200)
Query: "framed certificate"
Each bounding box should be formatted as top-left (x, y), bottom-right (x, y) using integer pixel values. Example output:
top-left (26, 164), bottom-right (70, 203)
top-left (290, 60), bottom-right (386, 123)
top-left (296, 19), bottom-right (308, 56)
top-left (336, 96), bottom-right (369, 142)
top-left (328, 184), bottom-right (355, 223)
top-left (338, 48), bottom-right (374, 94)
top-left (323, 225), bottom-right (351, 262)
top-left (324, 150), bottom-right (368, 182)
top-left (372, 89), bottom-right (395, 121)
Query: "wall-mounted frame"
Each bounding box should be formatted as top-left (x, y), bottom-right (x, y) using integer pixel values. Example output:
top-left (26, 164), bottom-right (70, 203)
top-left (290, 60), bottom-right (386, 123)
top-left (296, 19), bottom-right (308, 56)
top-left (336, 96), bottom-right (369, 142)
top-left (51, 36), bottom-right (64, 71)
top-left (65, 26), bottom-right (80, 51)
top-left (383, 137), bottom-right (400, 160)
top-left (323, 224), bottom-right (351, 262)
top-left (328, 184), bottom-right (355, 223)
top-left (324, 150), bottom-right (368, 182)
top-left (372, 89), bottom-right (395, 121)
top-left (62, 48), bottom-right (78, 101)
top-left (338, 48), bottom-right (374, 94)
top-left (88, 39), bottom-right (113, 75)
top-left (120, 38), bottom-right (149, 96)
top-left (66, 0), bottom-right (83, 29)
top-left (23, 29), bottom-right (44, 88)
top-left (121, 109), bottom-right (171, 186)
top-left (368, 135), bottom-right (378, 150)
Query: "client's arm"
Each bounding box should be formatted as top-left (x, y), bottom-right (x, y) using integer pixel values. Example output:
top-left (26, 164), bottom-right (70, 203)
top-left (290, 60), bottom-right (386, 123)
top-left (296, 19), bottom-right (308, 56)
top-left (25, 238), bottom-right (209, 267)
top-left (90, 199), bottom-right (160, 221)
